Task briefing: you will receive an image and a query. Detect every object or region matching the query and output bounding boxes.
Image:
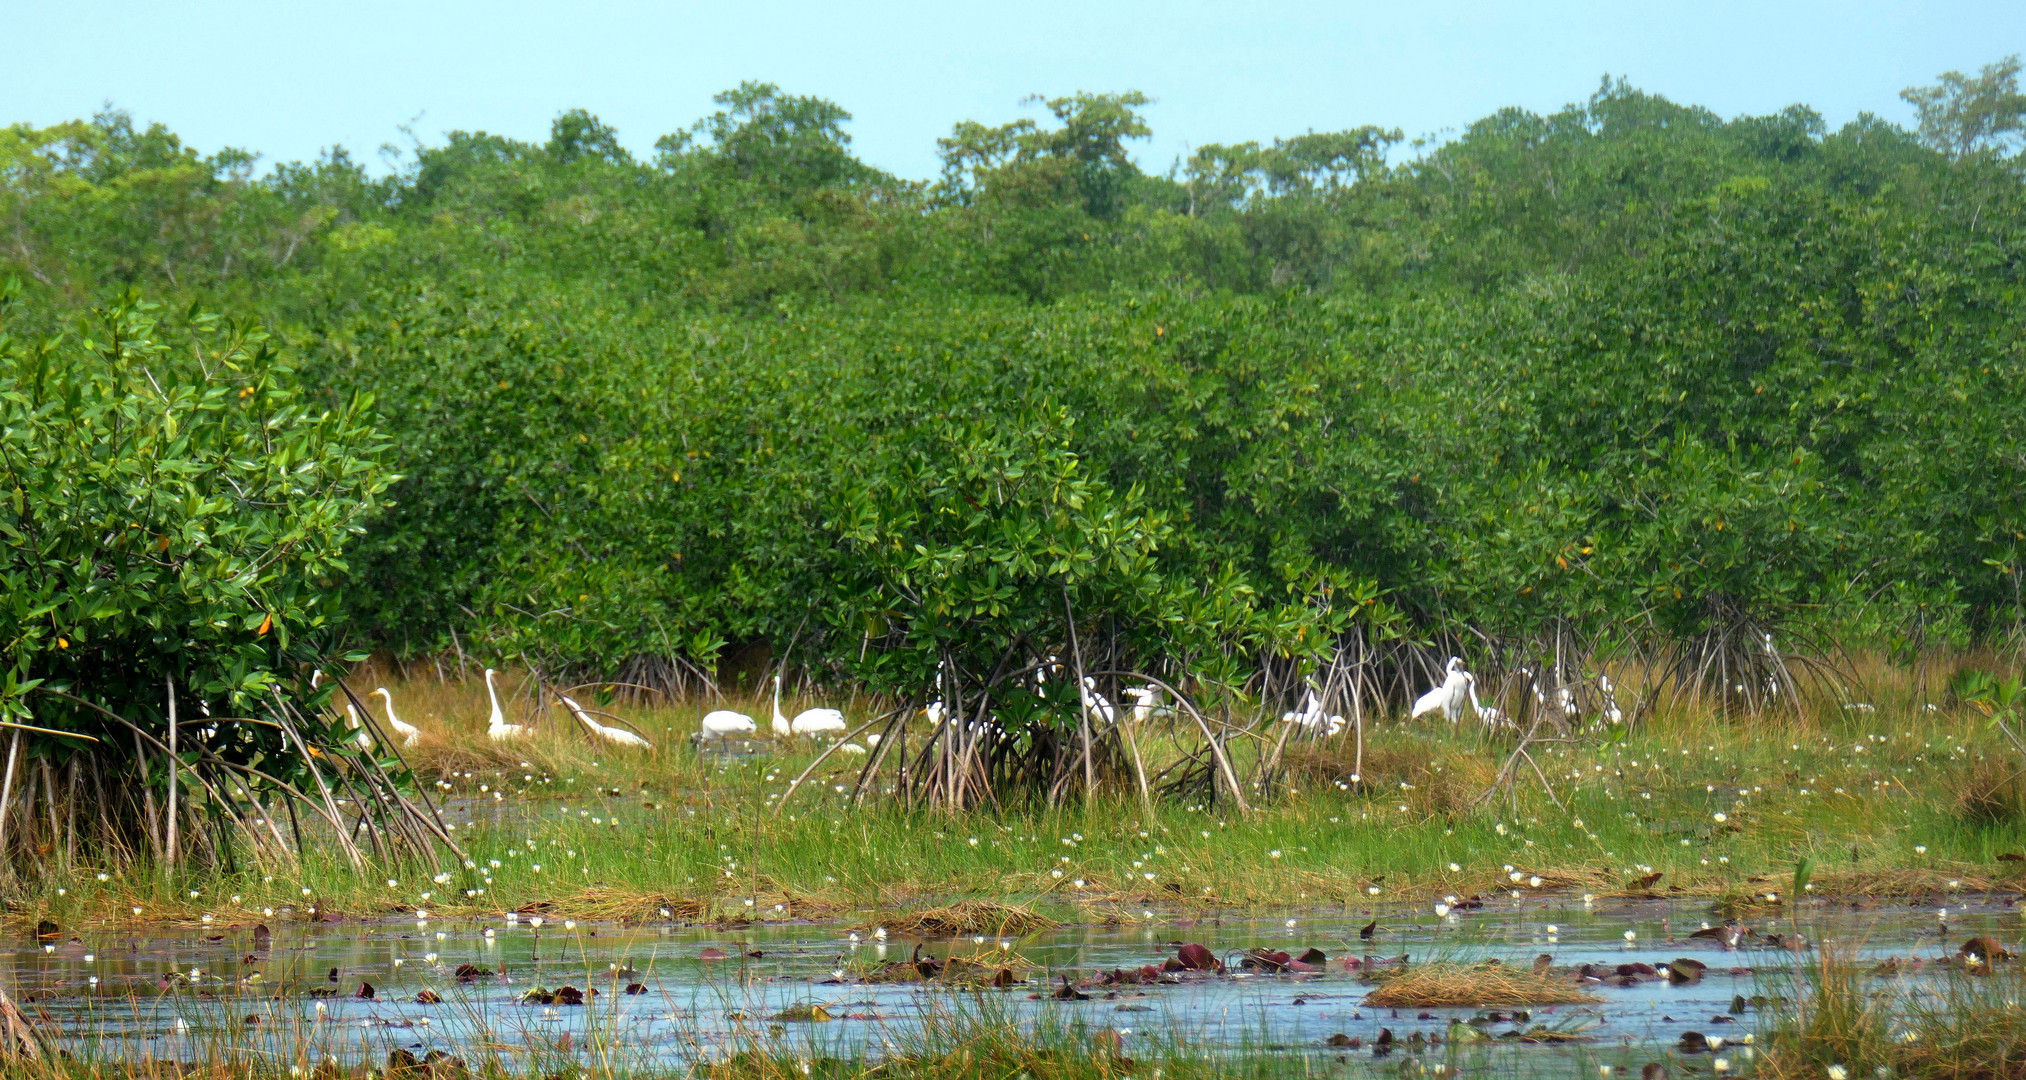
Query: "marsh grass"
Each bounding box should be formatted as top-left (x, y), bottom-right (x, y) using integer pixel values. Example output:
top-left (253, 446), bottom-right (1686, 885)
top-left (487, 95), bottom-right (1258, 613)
top-left (1758, 945), bottom-right (2026, 1079)
top-left (15, 654), bottom-right (2026, 930)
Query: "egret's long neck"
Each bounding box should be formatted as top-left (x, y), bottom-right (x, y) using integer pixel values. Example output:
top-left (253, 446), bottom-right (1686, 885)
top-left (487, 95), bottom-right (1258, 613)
top-left (773, 677), bottom-right (785, 723)
top-left (486, 671), bottom-right (504, 728)
top-left (380, 692), bottom-right (401, 728)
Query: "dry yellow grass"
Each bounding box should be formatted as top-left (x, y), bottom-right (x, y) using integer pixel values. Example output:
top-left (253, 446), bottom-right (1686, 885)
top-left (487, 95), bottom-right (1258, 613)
top-left (1362, 963), bottom-right (1599, 1008)
top-left (863, 900), bottom-right (1059, 937)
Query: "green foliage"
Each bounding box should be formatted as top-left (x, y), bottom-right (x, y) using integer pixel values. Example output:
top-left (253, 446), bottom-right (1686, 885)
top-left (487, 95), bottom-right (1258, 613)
top-left (1901, 53), bottom-right (2026, 160)
top-left (0, 281), bottom-right (394, 859)
top-left (3, 61), bottom-right (2025, 719)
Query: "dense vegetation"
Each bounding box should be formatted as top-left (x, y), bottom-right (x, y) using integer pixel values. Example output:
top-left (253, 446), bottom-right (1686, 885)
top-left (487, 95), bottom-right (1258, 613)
top-left (4, 61), bottom-right (2025, 743)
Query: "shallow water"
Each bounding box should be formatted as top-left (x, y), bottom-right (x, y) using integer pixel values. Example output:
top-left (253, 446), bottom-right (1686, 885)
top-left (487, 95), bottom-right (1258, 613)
top-left (14, 893), bottom-right (2018, 1072)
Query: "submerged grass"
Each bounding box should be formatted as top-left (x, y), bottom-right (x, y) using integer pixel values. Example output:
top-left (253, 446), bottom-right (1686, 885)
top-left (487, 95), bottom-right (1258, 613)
top-left (1361, 963), bottom-right (1600, 1008)
top-left (0, 981), bottom-right (1361, 1080)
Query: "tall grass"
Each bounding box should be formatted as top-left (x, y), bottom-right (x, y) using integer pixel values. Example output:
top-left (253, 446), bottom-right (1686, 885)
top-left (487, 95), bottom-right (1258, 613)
top-left (1758, 945), bottom-right (2026, 1079)
top-left (15, 653), bottom-right (2026, 927)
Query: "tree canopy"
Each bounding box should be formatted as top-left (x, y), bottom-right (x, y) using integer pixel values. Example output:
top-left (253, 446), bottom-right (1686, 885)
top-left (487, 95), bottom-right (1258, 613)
top-left (3, 60), bottom-right (2023, 716)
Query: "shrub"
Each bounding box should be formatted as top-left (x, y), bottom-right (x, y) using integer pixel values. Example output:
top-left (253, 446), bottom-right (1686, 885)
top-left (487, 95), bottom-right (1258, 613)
top-left (0, 284), bottom-right (396, 874)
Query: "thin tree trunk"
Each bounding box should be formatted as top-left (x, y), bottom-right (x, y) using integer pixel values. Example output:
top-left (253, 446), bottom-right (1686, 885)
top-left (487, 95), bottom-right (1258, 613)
top-left (1118, 710), bottom-right (1153, 812)
top-left (286, 796), bottom-right (304, 858)
top-left (62, 759), bottom-right (77, 870)
top-left (165, 676), bottom-right (180, 871)
top-left (1064, 589), bottom-right (1094, 803)
top-left (134, 728), bottom-right (163, 864)
top-left (0, 731), bottom-right (20, 877)
top-left (40, 761), bottom-right (60, 874)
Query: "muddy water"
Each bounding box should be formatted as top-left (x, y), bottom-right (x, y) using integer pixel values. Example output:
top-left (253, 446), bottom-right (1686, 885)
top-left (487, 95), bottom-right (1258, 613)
top-left (12, 895), bottom-right (2017, 1072)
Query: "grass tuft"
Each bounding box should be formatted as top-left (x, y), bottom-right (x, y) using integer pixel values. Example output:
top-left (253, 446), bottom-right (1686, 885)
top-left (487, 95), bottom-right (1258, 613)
top-left (865, 899), bottom-right (1059, 938)
top-left (1361, 962), bottom-right (1600, 1008)
top-left (1957, 759), bottom-right (2026, 826)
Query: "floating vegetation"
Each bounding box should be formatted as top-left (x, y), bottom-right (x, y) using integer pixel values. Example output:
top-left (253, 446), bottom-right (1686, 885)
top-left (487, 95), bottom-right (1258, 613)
top-left (1362, 963), bottom-right (1601, 1008)
top-left (864, 900), bottom-right (1059, 938)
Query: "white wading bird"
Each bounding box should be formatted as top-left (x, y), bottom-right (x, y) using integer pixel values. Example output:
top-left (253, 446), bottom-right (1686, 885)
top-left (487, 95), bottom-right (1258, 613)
top-left (773, 674), bottom-right (848, 736)
top-left (371, 687), bottom-right (423, 748)
top-left (557, 694), bottom-right (652, 749)
top-left (1411, 657), bottom-right (1471, 723)
top-left (483, 668), bottom-right (530, 741)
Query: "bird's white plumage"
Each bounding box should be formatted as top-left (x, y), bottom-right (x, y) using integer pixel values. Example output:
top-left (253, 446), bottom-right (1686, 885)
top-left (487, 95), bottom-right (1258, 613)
top-left (484, 668), bottom-right (529, 741)
top-left (1123, 685), bottom-right (1166, 724)
top-left (1280, 687), bottom-right (1343, 735)
top-left (343, 702), bottom-right (373, 750)
top-left (1080, 676), bottom-right (1116, 726)
top-left (1410, 657), bottom-right (1471, 722)
top-left (372, 687), bottom-right (422, 748)
top-left (1464, 673), bottom-right (1511, 730)
top-left (770, 675), bottom-right (793, 737)
top-left (699, 709), bottom-right (756, 738)
top-left (559, 694), bottom-right (653, 749)
top-left (793, 708), bottom-right (848, 735)
top-left (772, 674), bottom-right (849, 736)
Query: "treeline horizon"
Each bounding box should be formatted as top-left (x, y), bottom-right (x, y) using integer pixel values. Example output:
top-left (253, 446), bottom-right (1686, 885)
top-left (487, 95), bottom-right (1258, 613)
top-left (4, 59), bottom-right (2025, 714)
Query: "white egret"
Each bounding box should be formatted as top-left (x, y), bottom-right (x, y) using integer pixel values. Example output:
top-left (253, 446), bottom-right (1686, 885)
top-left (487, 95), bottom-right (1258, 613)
top-left (342, 702), bottom-right (373, 750)
top-left (1080, 677), bottom-right (1116, 727)
top-left (1410, 657), bottom-right (1470, 722)
top-left (1123, 686), bottom-right (1161, 724)
top-left (1281, 686), bottom-right (1323, 727)
top-left (698, 707), bottom-right (756, 740)
top-left (775, 674), bottom-right (847, 735)
top-left (557, 694), bottom-right (652, 749)
top-left (1464, 674), bottom-right (1511, 731)
top-left (371, 687), bottom-right (422, 748)
top-left (765, 668), bottom-right (846, 737)
top-left (1280, 687), bottom-right (1343, 735)
top-left (483, 668), bottom-right (530, 741)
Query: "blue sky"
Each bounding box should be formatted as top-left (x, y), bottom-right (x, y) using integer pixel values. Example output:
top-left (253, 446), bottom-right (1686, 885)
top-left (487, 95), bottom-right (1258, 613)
top-left (8, 1), bottom-right (2020, 179)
